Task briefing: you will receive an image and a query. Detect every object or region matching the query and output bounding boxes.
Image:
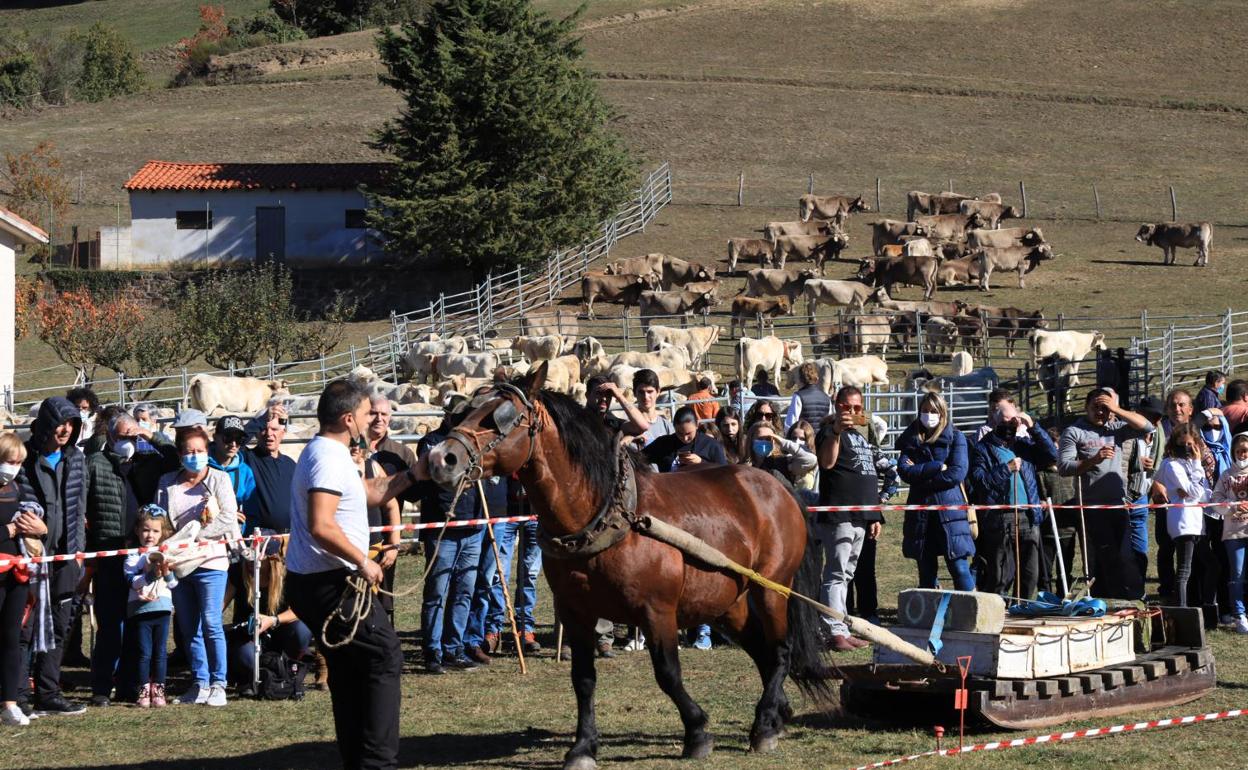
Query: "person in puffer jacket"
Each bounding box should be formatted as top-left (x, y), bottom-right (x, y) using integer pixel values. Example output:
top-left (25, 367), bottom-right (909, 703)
top-left (897, 391), bottom-right (975, 591)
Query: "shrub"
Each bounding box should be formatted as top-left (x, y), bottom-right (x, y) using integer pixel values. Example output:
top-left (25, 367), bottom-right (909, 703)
top-left (0, 36), bottom-right (40, 110)
top-left (72, 22), bottom-right (144, 102)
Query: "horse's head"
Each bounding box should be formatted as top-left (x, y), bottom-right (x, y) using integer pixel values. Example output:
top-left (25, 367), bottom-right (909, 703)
top-left (427, 363), bottom-right (549, 490)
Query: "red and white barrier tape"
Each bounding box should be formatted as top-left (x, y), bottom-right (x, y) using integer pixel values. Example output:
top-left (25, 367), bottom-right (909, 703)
top-left (807, 499), bottom-right (1228, 512)
top-left (0, 515), bottom-right (538, 568)
top-left (848, 708), bottom-right (1244, 770)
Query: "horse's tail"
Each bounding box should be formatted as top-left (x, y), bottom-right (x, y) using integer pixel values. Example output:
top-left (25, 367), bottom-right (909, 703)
top-left (783, 488), bottom-right (841, 706)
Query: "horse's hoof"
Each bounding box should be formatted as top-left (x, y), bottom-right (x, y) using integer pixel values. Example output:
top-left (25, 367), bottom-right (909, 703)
top-left (563, 756), bottom-right (598, 770)
top-left (751, 734), bottom-right (780, 754)
top-left (682, 736), bottom-right (714, 760)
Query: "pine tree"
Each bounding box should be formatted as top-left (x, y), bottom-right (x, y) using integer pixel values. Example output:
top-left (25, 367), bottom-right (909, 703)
top-left (369, 0), bottom-right (635, 275)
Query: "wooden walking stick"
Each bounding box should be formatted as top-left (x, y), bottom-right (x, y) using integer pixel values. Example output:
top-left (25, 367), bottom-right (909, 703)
top-left (555, 623), bottom-right (565, 663)
top-left (1076, 480), bottom-right (1094, 599)
top-left (478, 481), bottom-right (526, 674)
top-left (1012, 470), bottom-right (1023, 605)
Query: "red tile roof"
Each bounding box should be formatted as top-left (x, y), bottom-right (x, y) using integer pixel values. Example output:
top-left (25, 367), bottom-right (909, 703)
top-left (0, 207), bottom-right (49, 243)
top-left (124, 161), bottom-right (390, 192)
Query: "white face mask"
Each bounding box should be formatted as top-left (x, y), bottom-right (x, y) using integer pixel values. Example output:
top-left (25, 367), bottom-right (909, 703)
top-left (1236, 458), bottom-right (1248, 471)
top-left (0, 463), bottom-right (20, 486)
top-left (111, 439), bottom-right (136, 461)
top-left (1209, 429), bottom-right (1222, 442)
top-left (919, 412), bottom-right (941, 429)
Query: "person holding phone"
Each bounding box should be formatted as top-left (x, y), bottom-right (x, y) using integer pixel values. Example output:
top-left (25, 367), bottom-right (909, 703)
top-left (241, 404), bottom-right (297, 534)
top-left (642, 406), bottom-right (727, 473)
top-left (1058, 387), bottom-right (1154, 599)
top-left (814, 386), bottom-right (894, 650)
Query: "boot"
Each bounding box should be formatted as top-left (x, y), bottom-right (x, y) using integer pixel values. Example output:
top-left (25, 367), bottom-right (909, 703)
top-left (150, 683), bottom-right (167, 708)
top-left (137, 683), bottom-right (151, 709)
top-left (483, 632), bottom-right (500, 654)
top-left (522, 631), bottom-right (542, 654)
top-left (312, 649), bottom-right (329, 690)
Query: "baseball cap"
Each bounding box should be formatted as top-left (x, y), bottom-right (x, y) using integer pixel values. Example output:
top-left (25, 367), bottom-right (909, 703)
top-left (215, 415), bottom-right (247, 438)
top-left (1137, 396), bottom-right (1165, 421)
top-left (172, 408), bottom-right (207, 429)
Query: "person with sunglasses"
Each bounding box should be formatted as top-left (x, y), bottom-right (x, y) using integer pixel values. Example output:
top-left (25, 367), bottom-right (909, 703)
top-left (240, 405), bottom-right (297, 534)
top-left (209, 416), bottom-right (256, 531)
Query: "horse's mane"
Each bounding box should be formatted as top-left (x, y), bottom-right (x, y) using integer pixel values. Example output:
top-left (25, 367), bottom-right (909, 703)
top-left (534, 389), bottom-right (648, 504)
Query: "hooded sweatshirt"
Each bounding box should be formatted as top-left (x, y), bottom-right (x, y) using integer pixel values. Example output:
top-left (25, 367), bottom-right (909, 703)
top-left (1212, 463), bottom-right (1248, 540)
top-left (19, 397), bottom-right (86, 593)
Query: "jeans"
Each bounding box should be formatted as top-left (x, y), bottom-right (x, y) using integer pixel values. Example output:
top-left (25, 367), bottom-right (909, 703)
top-left (289, 569), bottom-right (402, 770)
top-left (1174, 535), bottom-right (1217, 608)
top-left (0, 571), bottom-right (29, 701)
top-left (847, 535), bottom-right (878, 619)
top-left (513, 520), bottom-right (542, 633)
top-left (466, 521), bottom-right (517, 649)
top-left (1227, 539), bottom-right (1248, 617)
top-left (916, 515), bottom-right (976, 592)
top-left (230, 620), bottom-right (313, 686)
top-left (421, 529), bottom-right (483, 662)
top-left (815, 520), bottom-right (864, 637)
top-left (90, 556), bottom-right (130, 697)
top-left (173, 568), bottom-right (229, 686)
top-left (131, 612), bottom-right (171, 686)
top-left (1156, 510), bottom-right (1176, 597)
top-left (1128, 495), bottom-right (1151, 588)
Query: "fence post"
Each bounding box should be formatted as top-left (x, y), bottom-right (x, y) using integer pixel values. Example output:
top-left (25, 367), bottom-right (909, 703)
top-left (622, 310), bottom-right (631, 352)
top-left (117, 372), bottom-right (126, 405)
top-left (268, 357), bottom-right (276, 381)
top-left (948, 178), bottom-right (953, 193)
top-left (350, 346), bottom-right (358, 369)
top-left (808, 173), bottom-right (814, 195)
top-left (1056, 312), bottom-right (1065, 331)
top-left (875, 177), bottom-right (882, 214)
top-left (516, 266), bottom-right (525, 318)
top-left (1224, 308), bottom-right (1234, 375)
top-left (181, 367), bottom-right (189, 406)
top-left (1019, 180), bottom-right (1028, 218)
top-left (737, 172), bottom-right (744, 207)
top-left (1169, 185), bottom-right (1178, 221)
top-left (1093, 183), bottom-right (1102, 220)
top-left (389, 338), bottom-right (400, 384)
top-left (915, 310), bottom-right (925, 367)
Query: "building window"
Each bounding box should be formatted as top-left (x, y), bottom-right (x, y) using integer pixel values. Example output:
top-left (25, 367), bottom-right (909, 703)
top-left (176, 210), bottom-right (212, 230)
top-left (345, 209), bottom-right (368, 229)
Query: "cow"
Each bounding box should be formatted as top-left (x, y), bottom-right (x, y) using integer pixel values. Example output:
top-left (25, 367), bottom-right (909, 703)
top-left (727, 238), bottom-right (775, 272)
top-left (521, 309), bottom-right (579, 338)
top-left (510, 334), bottom-right (565, 362)
top-left (399, 336), bottom-right (469, 382)
top-left (874, 297), bottom-right (963, 319)
top-left (967, 226), bottom-right (1046, 251)
top-left (852, 313), bottom-right (893, 356)
top-left (772, 231), bottom-right (849, 274)
top-left (346, 365), bottom-right (412, 402)
top-left (604, 252), bottom-right (665, 277)
top-left (646, 325), bottom-right (721, 370)
top-left (581, 270), bottom-right (661, 319)
top-left (728, 294), bottom-right (788, 336)
top-left (1030, 330), bottom-right (1107, 389)
top-left (798, 194), bottom-right (871, 222)
top-left (951, 351), bottom-right (974, 377)
top-left (871, 219), bottom-right (929, 256)
top-left (907, 191), bottom-right (1003, 220)
top-left (960, 305), bottom-right (1048, 357)
top-left (889, 312), bottom-right (917, 353)
top-left (638, 289), bottom-right (718, 329)
top-left (976, 243), bottom-right (1055, 290)
top-left (925, 316), bottom-right (959, 356)
top-left (188, 375), bottom-right (289, 416)
top-left (571, 336), bottom-right (607, 371)
top-left (734, 336), bottom-right (803, 387)
top-left (828, 355), bottom-right (889, 390)
top-left (914, 212), bottom-right (988, 243)
top-left (856, 250), bottom-right (941, 300)
top-left (760, 219), bottom-right (837, 242)
top-left (743, 267), bottom-right (818, 309)
top-left (541, 355), bottom-right (582, 394)
top-left (959, 199), bottom-right (1023, 229)
top-left (804, 279), bottom-right (886, 316)
top-left (1135, 222), bottom-right (1213, 266)
top-left (661, 256), bottom-right (717, 289)
top-left (935, 256), bottom-right (983, 287)
top-left (953, 314), bottom-right (986, 358)
top-left (679, 279), bottom-right (721, 297)
top-left (434, 351), bottom-right (500, 379)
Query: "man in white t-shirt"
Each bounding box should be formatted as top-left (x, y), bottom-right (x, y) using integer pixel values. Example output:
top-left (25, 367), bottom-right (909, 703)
top-left (285, 379), bottom-right (424, 770)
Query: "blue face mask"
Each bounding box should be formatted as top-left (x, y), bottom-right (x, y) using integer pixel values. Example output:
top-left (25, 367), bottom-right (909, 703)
top-left (752, 439), bottom-right (773, 458)
top-left (181, 453), bottom-right (208, 473)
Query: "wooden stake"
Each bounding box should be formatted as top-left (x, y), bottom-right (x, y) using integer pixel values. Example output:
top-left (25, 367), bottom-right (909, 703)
top-left (737, 172), bottom-right (744, 207)
top-left (478, 481), bottom-right (526, 674)
top-left (1170, 185), bottom-right (1178, 221)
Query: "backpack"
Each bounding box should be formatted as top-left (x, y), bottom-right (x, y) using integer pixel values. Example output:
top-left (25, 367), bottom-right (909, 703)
top-left (257, 651), bottom-right (295, 701)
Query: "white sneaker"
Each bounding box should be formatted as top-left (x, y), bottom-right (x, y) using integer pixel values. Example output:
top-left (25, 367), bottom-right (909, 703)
top-left (205, 684), bottom-right (228, 707)
top-left (1235, 615), bottom-right (1248, 635)
top-left (0, 704), bottom-right (29, 726)
top-left (178, 683), bottom-right (210, 705)
top-left (623, 634), bottom-right (646, 652)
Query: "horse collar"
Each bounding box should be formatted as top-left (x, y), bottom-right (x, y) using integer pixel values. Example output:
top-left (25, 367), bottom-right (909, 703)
top-left (538, 446), bottom-right (639, 560)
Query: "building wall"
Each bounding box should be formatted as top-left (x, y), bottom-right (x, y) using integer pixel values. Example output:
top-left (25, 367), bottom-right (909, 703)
top-left (128, 189), bottom-right (381, 266)
top-left (97, 225), bottom-right (133, 268)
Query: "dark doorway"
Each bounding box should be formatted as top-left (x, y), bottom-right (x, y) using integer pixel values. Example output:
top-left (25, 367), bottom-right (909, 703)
top-left (255, 206), bottom-right (286, 264)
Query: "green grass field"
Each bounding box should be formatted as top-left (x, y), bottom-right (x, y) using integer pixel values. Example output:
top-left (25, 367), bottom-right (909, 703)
top-left (0, 0), bottom-right (268, 51)
top-left (3, 532), bottom-right (1245, 770)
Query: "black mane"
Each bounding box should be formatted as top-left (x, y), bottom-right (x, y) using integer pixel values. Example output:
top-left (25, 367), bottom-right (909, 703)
top-left (534, 390), bottom-right (620, 503)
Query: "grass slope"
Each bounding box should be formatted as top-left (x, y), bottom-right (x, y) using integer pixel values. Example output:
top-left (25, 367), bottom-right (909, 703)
top-left (0, 0), bottom-right (268, 51)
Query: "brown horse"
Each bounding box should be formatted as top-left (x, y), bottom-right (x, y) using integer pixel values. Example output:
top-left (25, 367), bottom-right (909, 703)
top-left (428, 365), bottom-right (833, 769)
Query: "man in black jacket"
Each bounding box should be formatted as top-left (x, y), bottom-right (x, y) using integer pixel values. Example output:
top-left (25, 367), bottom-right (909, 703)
top-left (643, 406), bottom-right (727, 470)
top-left (18, 396), bottom-right (88, 715)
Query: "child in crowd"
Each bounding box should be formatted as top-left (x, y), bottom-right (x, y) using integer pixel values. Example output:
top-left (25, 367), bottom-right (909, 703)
top-left (1153, 423), bottom-right (1215, 609)
top-left (124, 504), bottom-right (178, 708)
top-left (1212, 434), bottom-right (1248, 633)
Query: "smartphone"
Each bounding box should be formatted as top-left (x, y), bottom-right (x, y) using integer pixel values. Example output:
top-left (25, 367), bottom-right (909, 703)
top-left (852, 412), bottom-right (868, 426)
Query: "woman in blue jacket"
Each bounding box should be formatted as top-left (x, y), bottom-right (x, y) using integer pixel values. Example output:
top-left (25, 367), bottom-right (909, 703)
top-left (897, 392), bottom-right (976, 591)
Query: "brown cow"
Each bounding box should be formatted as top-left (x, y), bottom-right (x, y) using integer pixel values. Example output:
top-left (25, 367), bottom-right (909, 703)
top-left (773, 231), bottom-right (849, 274)
top-left (761, 219), bottom-right (837, 242)
top-left (727, 238), bottom-right (774, 272)
top-left (935, 256), bottom-right (983, 287)
top-left (976, 243), bottom-right (1055, 290)
top-left (730, 295), bottom-right (790, 338)
top-left (953, 313), bottom-right (986, 357)
top-left (915, 212), bottom-right (988, 242)
top-left (798, 194), bottom-right (871, 222)
top-left (959, 199), bottom-right (1022, 229)
top-left (661, 256), bottom-right (716, 289)
top-left (1135, 222), bottom-right (1213, 267)
top-left (957, 303), bottom-right (1048, 357)
top-left (906, 191), bottom-right (1002, 220)
top-left (743, 267), bottom-right (818, 311)
top-left (604, 252), bottom-right (665, 277)
top-left (581, 270), bottom-right (660, 319)
top-left (967, 226), bottom-right (1045, 251)
top-left (871, 219), bottom-right (929, 256)
top-left (856, 253), bottom-right (941, 300)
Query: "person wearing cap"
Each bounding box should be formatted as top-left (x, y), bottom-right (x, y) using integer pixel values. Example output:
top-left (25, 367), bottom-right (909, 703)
top-left (209, 416), bottom-right (256, 529)
top-left (83, 412), bottom-right (178, 706)
top-left (1057, 387), bottom-right (1154, 599)
top-left (1125, 396), bottom-right (1167, 593)
top-left (642, 406), bottom-right (727, 472)
top-left (172, 408), bottom-right (208, 434)
top-left (241, 404), bottom-right (296, 534)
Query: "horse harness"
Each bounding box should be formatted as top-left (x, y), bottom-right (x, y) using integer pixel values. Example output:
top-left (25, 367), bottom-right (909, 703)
top-left (443, 383), bottom-right (543, 481)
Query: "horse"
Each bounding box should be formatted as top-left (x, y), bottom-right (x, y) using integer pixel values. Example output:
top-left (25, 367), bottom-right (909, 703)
top-left (427, 363), bottom-right (835, 769)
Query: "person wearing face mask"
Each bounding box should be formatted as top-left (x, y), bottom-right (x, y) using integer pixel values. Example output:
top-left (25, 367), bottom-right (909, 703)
top-left (66, 387), bottom-right (100, 451)
top-left (967, 401), bottom-right (1056, 600)
top-left (1152, 424), bottom-right (1215, 611)
top-left (1195, 371), bottom-right (1227, 413)
top-left (0, 433), bottom-right (47, 726)
top-left (82, 413), bottom-right (178, 706)
top-left (1212, 434), bottom-right (1248, 634)
top-left (897, 391), bottom-right (976, 592)
top-left (155, 425), bottom-right (241, 707)
top-left (1058, 387), bottom-right (1154, 600)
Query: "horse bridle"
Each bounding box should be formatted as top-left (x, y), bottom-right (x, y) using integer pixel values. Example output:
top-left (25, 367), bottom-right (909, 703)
top-left (443, 383), bottom-right (542, 481)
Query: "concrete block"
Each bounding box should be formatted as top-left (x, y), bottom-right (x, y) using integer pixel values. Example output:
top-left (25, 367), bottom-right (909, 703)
top-left (896, 589), bottom-right (1006, 634)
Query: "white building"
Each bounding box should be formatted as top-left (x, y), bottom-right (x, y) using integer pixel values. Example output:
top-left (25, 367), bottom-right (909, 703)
top-left (117, 161), bottom-right (389, 267)
top-left (0, 208), bottom-right (49, 409)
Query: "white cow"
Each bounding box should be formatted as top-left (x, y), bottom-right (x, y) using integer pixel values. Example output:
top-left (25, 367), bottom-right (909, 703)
top-left (346, 365), bottom-right (412, 402)
top-left (510, 334), bottom-right (565, 363)
top-left (950, 351), bottom-right (974, 377)
top-left (540, 356), bottom-right (582, 394)
top-left (609, 346), bottom-right (691, 372)
top-left (925, 317), bottom-right (959, 356)
top-left (828, 356), bottom-right (890, 390)
top-left (400, 336), bottom-right (469, 382)
top-left (645, 325), bottom-right (722, 370)
top-left (433, 352), bottom-right (500, 379)
top-left (188, 375), bottom-right (289, 416)
top-left (803, 279), bottom-right (886, 316)
top-left (1030, 329), bottom-right (1107, 399)
top-left (734, 336), bottom-right (803, 386)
